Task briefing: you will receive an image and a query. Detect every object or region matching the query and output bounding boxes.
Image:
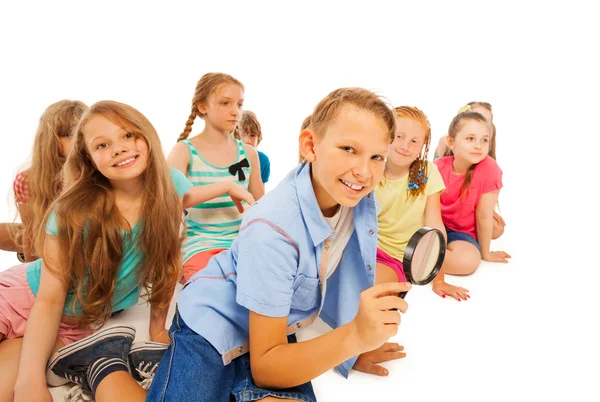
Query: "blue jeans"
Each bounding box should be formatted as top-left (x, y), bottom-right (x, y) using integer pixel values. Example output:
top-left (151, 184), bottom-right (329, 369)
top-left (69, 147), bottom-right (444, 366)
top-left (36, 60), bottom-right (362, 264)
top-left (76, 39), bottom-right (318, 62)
top-left (446, 228), bottom-right (480, 250)
top-left (147, 309), bottom-right (317, 402)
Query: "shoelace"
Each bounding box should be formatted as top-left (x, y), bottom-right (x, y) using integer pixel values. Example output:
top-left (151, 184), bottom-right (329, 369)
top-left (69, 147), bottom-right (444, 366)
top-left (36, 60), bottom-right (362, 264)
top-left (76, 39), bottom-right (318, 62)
top-left (64, 384), bottom-right (93, 402)
top-left (64, 373), bottom-right (82, 385)
top-left (136, 361), bottom-right (159, 390)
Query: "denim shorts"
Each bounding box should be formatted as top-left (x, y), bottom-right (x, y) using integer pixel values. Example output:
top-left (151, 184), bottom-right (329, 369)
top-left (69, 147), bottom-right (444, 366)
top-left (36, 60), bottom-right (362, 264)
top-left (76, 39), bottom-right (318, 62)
top-left (446, 228), bottom-right (480, 250)
top-left (147, 309), bottom-right (317, 402)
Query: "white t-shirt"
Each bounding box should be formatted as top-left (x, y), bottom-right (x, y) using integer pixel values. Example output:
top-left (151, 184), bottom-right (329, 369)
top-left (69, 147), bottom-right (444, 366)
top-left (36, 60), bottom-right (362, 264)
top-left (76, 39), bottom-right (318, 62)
top-left (323, 206), bottom-right (355, 280)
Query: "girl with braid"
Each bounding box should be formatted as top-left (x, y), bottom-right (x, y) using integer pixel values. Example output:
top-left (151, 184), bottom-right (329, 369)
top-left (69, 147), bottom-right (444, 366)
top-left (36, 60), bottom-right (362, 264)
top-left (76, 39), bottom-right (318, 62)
top-left (375, 106), bottom-right (469, 301)
top-left (168, 72), bottom-right (264, 284)
top-left (434, 112), bottom-right (511, 277)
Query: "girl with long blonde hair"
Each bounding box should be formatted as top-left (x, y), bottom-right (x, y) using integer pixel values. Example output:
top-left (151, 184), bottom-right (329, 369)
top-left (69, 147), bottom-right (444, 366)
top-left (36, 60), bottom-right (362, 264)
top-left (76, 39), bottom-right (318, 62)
top-left (0, 100), bottom-right (87, 262)
top-left (1, 101), bottom-right (243, 402)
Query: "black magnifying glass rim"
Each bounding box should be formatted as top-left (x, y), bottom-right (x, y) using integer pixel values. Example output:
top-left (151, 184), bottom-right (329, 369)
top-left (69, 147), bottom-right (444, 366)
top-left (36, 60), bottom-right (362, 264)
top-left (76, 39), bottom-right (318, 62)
top-left (402, 227), bottom-right (447, 285)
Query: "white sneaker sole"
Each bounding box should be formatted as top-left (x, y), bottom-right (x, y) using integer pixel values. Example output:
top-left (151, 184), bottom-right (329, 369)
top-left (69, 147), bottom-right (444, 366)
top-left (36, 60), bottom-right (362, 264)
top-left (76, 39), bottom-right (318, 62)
top-left (129, 341), bottom-right (169, 354)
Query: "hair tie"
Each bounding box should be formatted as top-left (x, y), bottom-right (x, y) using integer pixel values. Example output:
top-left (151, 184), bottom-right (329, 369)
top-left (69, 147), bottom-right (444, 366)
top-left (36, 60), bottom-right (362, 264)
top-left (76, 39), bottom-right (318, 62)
top-left (458, 105), bottom-right (472, 113)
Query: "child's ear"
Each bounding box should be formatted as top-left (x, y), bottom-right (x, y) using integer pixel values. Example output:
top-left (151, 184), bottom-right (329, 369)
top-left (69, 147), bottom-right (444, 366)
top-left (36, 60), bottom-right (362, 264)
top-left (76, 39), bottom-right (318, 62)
top-left (196, 102), bottom-right (207, 115)
top-left (299, 129), bottom-right (317, 163)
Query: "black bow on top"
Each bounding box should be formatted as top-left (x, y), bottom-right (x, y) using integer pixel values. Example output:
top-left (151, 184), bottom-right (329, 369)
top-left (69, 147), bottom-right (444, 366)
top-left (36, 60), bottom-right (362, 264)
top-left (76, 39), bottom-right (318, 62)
top-left (228, 158), bottom-right (250, 181)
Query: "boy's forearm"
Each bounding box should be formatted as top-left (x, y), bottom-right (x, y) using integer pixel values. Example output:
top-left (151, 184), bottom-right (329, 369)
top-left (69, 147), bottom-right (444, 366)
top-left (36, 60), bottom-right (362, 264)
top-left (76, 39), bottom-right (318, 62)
top-left (252, 322), bottom-right (362, 389)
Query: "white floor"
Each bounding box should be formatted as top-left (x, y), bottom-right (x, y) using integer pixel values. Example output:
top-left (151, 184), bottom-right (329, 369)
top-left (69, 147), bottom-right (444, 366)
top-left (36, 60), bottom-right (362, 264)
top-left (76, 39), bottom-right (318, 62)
top-left (1, 226), bottom-right (597, 402)
top-left (1, 1), bottom-right (598, 399)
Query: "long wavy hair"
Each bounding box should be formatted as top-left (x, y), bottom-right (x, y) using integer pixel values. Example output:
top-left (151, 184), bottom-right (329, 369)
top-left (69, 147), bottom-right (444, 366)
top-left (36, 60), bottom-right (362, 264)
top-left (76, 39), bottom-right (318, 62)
top-left (13, 100), bottom-right (87, 257)
top-left (37, 101), bottom-right (183, 328)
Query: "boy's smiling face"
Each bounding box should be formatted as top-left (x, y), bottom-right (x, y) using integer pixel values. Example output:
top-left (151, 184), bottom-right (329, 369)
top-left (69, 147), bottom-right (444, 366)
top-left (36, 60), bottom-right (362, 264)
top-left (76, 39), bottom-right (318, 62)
top-left (303, 105), bottom-right (390, 217)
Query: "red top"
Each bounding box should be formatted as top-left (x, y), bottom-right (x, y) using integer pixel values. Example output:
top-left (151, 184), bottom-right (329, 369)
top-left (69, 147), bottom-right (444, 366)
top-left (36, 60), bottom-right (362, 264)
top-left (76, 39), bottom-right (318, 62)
top-left (434, 156), bottom-right (503, 239)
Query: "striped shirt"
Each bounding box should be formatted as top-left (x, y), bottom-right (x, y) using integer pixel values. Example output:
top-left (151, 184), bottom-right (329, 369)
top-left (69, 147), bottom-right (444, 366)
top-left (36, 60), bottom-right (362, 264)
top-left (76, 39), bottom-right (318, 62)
top-left (181, 138), bottom-right (252, 263)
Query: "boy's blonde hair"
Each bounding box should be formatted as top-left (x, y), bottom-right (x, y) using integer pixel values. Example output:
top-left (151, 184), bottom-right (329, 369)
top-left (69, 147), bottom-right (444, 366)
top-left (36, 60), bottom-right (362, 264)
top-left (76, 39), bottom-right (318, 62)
top-left (300, 114), bottom-right (312, 131)
top-left (310, 88), bottom-right (396, 142)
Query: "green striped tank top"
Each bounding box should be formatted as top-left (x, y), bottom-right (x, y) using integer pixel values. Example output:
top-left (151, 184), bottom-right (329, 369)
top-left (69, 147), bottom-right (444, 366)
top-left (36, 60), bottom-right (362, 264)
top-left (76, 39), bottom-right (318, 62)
top-left (180, 138), bottom-right (252, 263)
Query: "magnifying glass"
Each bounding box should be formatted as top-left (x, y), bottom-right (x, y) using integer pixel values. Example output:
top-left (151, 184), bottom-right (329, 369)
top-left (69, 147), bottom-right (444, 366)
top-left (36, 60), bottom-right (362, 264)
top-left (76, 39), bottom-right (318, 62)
top-left (398, 227), bottom-right (446, 299)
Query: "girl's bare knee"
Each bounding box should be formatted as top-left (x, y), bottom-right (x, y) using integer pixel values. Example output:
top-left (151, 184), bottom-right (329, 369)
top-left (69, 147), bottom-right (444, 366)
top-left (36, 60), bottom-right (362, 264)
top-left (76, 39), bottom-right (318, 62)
top-left (461, 258), bottom-right (480, 275)
top-left (445, 242), bottom-right (481, 275)
top-left (492, 224), bottom-right (504, 240)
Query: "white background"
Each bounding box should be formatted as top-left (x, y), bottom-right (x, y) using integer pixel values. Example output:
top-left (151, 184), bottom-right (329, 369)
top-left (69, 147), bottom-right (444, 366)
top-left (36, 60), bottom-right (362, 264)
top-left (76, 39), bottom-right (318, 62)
top-left (1, 1), bottom-right (598, 401)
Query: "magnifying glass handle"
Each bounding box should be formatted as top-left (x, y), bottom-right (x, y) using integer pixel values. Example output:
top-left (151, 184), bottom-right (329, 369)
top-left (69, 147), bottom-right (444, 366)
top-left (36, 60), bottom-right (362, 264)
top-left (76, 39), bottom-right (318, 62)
top-left (398, 291), bottom-right (408, 299)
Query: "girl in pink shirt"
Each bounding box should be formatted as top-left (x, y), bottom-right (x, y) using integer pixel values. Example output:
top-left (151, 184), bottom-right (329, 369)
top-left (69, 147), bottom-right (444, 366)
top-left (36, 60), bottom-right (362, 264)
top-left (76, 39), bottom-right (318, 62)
top-left (435, 101), bottom-right (506, 238)
top-left (434, 112), bottom-right (511, 275)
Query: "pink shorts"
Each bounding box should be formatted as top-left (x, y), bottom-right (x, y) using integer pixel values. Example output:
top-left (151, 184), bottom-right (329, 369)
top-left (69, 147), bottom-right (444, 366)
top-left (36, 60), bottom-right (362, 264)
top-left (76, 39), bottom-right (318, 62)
top-left (376, 248), bottom-right (407, 282)
top-left (180, 249), bottom-right (227, 284)
top-left (0, 264), bottom-right (91, 345)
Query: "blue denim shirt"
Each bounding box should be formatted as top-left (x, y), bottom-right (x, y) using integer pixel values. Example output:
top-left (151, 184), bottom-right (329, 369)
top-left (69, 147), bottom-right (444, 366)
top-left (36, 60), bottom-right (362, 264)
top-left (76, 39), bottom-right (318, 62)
top-left (177, 162), bottom-right (378, 377)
